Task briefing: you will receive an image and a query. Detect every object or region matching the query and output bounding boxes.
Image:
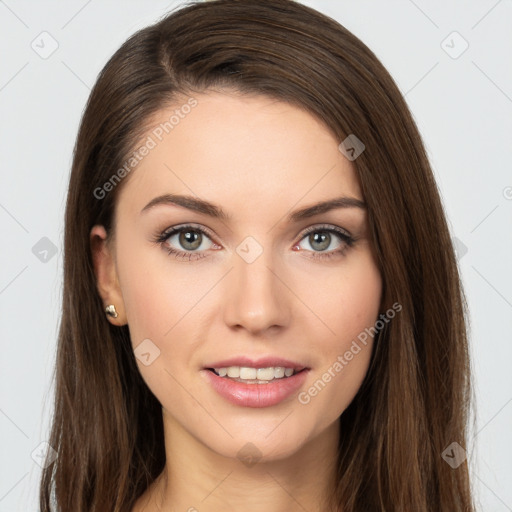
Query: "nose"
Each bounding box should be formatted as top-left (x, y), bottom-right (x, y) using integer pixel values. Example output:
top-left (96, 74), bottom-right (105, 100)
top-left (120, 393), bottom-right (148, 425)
top-left (222, 247), bottom-right (291, 336)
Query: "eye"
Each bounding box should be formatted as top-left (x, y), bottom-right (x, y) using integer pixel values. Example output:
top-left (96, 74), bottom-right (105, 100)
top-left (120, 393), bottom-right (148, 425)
top-left (153, 223), bottom-right (356, 262)
top-left (154, 224), bottom-right (219, 261)
top-left (294, 224), bottom-right (355, 260)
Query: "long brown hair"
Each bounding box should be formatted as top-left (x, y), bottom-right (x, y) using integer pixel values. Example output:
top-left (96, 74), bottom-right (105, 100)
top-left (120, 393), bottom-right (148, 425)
top-left (39, 0), bottom-right (476, 510)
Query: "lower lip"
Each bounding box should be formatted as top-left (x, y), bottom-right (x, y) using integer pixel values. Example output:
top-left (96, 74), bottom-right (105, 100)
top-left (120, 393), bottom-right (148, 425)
top-left (202, 369), bottom-right (309, 408)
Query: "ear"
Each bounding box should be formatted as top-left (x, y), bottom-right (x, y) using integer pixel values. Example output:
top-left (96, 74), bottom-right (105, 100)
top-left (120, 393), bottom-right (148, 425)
top-left (90, 225), bottom-right (127, 326)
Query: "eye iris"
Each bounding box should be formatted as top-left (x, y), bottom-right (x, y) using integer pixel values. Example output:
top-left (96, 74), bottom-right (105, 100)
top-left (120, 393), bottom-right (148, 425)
top-left (310, 232), bottom-right (330, 251)
top-left (179, 230), bottom-right (202, 250)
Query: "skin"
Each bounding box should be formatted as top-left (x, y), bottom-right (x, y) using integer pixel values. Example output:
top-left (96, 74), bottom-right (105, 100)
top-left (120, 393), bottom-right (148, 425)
top-left (91, 91), bottom-right (382, 512)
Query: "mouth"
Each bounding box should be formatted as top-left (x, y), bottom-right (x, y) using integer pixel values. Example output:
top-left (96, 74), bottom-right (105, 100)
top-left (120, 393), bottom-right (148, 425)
top-left (201, 361), bottom-right (310, 408)
top-left (205, 366), bottom-right (307, 384)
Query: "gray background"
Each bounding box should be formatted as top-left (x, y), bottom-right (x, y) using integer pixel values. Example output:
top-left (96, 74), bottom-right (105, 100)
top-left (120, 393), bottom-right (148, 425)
top-left (0, 0), bottom-right (511, 510)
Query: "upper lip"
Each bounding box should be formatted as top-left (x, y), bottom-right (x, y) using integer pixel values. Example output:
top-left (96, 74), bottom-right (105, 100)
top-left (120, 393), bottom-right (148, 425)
top-left (205, 356), bottom-right (308, 371)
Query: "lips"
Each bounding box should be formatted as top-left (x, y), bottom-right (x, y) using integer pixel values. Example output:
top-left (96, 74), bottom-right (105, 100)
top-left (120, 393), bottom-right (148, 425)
top-left (201, 355), bottom-right (310, 408)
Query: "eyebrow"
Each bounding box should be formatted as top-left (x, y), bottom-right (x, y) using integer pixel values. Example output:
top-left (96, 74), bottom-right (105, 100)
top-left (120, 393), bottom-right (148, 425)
top-left (140, 193), bottom-right (366, 222)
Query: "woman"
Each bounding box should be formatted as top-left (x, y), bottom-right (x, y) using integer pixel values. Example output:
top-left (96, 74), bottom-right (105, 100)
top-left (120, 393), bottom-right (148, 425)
top-left (39, 0), bottom-right (475, 510)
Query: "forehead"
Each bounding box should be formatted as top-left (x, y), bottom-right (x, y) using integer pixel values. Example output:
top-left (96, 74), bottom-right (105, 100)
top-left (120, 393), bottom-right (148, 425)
top-left (116, 91), bottom-right (363, 220)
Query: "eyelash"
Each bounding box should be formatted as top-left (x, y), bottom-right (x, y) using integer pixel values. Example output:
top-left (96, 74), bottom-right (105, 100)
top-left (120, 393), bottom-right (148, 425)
top-left (153, 223), bottom-right (356, 262)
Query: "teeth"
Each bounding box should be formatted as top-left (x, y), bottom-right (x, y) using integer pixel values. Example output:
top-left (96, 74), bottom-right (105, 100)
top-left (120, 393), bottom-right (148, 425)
top-left (226, 367), bottom-right (240, 378)
top-left (239, 367), bottom-right (257, 379)
top-left (256, 367), bottom-right (274, 380)
top-left (213, 366), bottom-right (298, 381)
top-left (274, 367), bottom-right (285, 378)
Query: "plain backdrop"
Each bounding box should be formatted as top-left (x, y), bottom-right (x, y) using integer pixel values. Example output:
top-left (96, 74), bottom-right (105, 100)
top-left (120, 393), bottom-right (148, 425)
top-left (0, 0), bottom-right (511, 510)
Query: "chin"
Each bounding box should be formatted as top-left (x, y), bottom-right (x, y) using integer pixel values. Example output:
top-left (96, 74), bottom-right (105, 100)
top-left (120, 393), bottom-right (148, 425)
top-left (199, 417), bottom-right (320, 464)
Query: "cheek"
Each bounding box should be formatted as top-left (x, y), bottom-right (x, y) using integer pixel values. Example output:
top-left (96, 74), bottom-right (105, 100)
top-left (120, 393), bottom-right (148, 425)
top-left (117, 263), bottom-right (169, 343)
top-left (330, 251), bottom-right (382, 367)
top-left (114, 245), bottom-right (196, 405)
top-left (298, 251), bottom-right (382, 416)
top-left (309, 248), bottom-right (382, 344)
top-left (114, 238), bottom-right (209, 385)
top-left (115, 235), bottom-right (195, 342)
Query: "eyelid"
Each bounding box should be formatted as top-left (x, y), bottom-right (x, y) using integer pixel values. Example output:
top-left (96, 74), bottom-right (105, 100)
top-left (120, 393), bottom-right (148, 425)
top-left (299, 223), bottom-right (352, 238)
top-left (158, 222), bottom-right (217, 241)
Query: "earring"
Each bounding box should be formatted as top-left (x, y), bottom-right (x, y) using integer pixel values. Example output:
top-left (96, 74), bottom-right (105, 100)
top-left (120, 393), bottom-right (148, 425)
top-left (105, 304), bottom-right (118, 318)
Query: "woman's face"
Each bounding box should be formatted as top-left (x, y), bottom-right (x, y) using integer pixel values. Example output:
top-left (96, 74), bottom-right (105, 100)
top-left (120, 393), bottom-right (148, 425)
top-left (101, 91), bottom-right (382, 461)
